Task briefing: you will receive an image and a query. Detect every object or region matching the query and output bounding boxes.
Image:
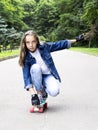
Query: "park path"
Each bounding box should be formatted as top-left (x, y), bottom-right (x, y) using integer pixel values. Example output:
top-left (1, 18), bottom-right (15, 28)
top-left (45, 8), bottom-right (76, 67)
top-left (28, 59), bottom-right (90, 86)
top-left (0, 50), bottom-right (98, 130)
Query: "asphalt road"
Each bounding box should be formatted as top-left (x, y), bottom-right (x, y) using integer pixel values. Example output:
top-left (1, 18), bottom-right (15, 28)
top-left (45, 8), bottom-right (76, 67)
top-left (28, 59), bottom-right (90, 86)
top-left (0, 50), bottom-right (98, 130)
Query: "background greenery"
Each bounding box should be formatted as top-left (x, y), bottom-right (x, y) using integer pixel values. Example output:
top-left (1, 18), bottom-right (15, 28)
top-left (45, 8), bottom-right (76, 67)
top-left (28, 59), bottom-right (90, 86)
top-left (71, 47), bottom-right (98, 56)
top-left (0, 0), bottom-right (98, 52)
top-left (0, 49), bottom-right (19, 59)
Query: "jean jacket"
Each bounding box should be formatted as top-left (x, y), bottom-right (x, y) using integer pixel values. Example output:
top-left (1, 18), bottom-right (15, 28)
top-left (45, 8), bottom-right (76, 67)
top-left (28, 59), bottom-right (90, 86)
top-left (22, 40), bottom-right (71, 90)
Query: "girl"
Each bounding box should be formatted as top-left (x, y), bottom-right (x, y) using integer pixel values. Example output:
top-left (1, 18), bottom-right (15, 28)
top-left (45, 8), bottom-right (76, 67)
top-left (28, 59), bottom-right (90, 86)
top-left (19, 30), bottom-right (84, 106)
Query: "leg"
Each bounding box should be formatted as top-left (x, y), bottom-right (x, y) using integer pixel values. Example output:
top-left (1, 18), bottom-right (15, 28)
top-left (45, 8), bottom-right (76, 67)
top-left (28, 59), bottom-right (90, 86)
top-left (30, 64), bottom-right (43, 92)
top-left (43, 74), bottom-right (60, 97)
top-left (30, 64), bottom-right (43, 105)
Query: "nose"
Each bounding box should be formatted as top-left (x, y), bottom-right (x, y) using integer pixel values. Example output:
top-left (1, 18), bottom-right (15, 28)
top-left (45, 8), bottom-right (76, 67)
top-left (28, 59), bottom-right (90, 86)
top-left (29, 42), bottom-right (33, 47)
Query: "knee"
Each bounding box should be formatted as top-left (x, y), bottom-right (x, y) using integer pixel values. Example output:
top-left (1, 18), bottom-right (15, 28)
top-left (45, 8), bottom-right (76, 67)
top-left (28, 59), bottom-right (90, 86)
top-left (48, 88), bottom-right (60, 97)
top-left (30, 64), bottom-right (41, 73)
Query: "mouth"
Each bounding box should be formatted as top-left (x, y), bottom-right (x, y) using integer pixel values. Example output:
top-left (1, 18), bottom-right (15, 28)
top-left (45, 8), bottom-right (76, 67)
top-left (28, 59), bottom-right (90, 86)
top-left (29, 48), bottom-right (36, 52)
top-left (30, 48), bottom-right (34, 50)
top-left (29, 47), bottom-right (34, 50)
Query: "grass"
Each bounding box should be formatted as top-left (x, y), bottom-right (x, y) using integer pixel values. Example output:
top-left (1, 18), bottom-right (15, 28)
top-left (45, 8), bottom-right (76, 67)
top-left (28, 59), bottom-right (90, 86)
top-left (0, 47), bottom-right (98, 61)
top-left (0, 49), bottom-right (19, 59)
top-left (70, 47), bottom-right (98, 56)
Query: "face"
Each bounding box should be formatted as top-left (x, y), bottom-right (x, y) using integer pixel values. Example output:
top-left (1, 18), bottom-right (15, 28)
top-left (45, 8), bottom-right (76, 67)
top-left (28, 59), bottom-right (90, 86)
top-left (25, 35), bottom-right (38, 52)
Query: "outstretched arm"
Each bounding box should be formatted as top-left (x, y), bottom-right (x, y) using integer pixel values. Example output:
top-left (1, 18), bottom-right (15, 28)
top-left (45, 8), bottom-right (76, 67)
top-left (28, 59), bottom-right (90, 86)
top-left (47, 34), bottom-right (85, 52)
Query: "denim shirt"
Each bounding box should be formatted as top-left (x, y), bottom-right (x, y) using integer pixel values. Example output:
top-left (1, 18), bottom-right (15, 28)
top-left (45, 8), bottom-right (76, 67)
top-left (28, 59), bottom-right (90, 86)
top-left (22, 40), bottom-right (71, 90)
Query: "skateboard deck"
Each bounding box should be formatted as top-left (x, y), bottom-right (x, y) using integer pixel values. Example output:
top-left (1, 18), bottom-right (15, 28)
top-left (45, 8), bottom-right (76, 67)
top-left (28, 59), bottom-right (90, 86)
top-left (29, 102), bottom-right (48, 113)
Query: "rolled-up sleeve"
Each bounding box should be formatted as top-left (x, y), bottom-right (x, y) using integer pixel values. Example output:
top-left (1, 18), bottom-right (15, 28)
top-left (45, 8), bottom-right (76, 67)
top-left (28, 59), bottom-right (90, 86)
top-left (67, 40), bottom-right (71, 48)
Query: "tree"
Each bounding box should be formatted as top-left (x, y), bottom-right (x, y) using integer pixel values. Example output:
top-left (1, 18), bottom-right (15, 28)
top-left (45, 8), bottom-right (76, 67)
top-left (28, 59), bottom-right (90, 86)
top-left (0, 0), bottom-right (28, 30)
top-left (0, 0), bottom-right (98, 47)
top-left (22, 0), bottom-right (36, 28)
top-left (53, 0), bottom-right (86, 40)
top-left (0, 16), bottom-right (8, 51)
top-left (0, 16), bottom-right (23, 51)
top-left (31, 0), bottom-right (59, 39)
top-left (82, 0), bottom-right (98, 47)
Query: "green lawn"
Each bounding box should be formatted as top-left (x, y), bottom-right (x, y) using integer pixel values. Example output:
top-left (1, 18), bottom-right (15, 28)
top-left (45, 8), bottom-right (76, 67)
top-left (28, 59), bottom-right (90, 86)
top-left (0, 49), bottom-right (19, 59)
top-left (70, 47), bottom-right (98, 56)
top-left (0, 47), bottom-right (98, 60)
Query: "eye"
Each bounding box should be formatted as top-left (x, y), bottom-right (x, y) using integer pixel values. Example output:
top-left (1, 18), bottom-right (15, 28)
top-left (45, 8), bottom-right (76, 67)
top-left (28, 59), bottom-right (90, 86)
top-left (32, 40), bottom-right (37, 43)
top-left (26, 41), bottom-right (30, 44)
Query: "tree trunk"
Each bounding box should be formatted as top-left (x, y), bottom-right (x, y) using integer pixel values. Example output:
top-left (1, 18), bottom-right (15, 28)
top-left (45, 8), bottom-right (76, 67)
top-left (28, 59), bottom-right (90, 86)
top-left (88, 40), bottom-right (91, 48)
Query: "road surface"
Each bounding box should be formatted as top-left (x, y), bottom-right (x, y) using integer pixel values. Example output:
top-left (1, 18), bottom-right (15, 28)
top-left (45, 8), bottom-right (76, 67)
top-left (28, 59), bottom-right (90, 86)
top-left (0, 50), bottom-right (98, 130)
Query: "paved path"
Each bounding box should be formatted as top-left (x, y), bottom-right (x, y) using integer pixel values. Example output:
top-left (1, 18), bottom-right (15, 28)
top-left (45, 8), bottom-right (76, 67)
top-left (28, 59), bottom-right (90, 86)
top-left (0, 50), bottom-right (98, 130)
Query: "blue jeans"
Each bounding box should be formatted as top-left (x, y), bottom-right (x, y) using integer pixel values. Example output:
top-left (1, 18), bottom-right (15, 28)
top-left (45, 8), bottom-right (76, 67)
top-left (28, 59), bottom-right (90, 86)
top-left (30, 64), bottom-right (60, 97)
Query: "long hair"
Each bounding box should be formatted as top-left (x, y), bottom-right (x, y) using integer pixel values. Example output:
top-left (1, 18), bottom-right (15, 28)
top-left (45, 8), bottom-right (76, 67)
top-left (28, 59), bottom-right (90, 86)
top-left (19, 30), bottom-right (40, 67)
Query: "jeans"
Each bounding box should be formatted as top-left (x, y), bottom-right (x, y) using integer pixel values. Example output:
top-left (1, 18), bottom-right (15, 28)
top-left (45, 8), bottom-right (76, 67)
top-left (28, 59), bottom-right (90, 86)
top-left (30, 64), bottom-right (60, 97)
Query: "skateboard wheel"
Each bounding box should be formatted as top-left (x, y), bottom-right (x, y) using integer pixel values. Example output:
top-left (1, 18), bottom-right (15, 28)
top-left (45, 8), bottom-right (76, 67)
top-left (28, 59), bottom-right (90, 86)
top-left (45, 103), bottom-right (48, 108)
top-left (39, 107), bottom-right (44, 113)
top-left (29, 107), bottom-right (34, 113)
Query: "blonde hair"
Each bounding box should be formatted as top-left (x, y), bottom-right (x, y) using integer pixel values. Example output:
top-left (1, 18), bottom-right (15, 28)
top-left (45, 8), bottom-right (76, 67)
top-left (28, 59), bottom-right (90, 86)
top-left (19, 30), bottom-right (40, 67)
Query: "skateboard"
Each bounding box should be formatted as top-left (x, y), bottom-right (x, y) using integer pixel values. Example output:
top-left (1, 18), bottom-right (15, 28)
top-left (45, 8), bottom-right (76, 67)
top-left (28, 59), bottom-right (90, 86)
top-left (29, 102), bottom-right (48, 113)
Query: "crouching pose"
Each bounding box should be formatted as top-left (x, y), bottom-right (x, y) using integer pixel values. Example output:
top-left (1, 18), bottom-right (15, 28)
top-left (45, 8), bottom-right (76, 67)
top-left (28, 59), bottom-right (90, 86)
top-left (19, 30), bottom-right (84, 106)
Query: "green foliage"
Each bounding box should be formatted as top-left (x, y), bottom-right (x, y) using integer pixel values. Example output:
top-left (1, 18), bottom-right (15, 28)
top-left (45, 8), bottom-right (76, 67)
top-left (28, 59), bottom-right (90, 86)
top-left (32, 0), bottom-right (59, 38)
top-left (54, 0), bottom-right (86, 39)
top-left (22, 0), bottom-right (36, 28)
top-left (0, 0), bottom-right (98, 48)
top-left (0, 16), bottom-right (23, 51)
top-left (81, 0), bottom-right (98, 47)
top-left (0, 0), bottom-right (28, 30)
top-left (82, 0), bottom-right (98, 25)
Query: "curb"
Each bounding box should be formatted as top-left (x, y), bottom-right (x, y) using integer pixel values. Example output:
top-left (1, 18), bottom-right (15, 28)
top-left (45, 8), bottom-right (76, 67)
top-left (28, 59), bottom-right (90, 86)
top-left (0, 55), bottom-right (19, 62)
